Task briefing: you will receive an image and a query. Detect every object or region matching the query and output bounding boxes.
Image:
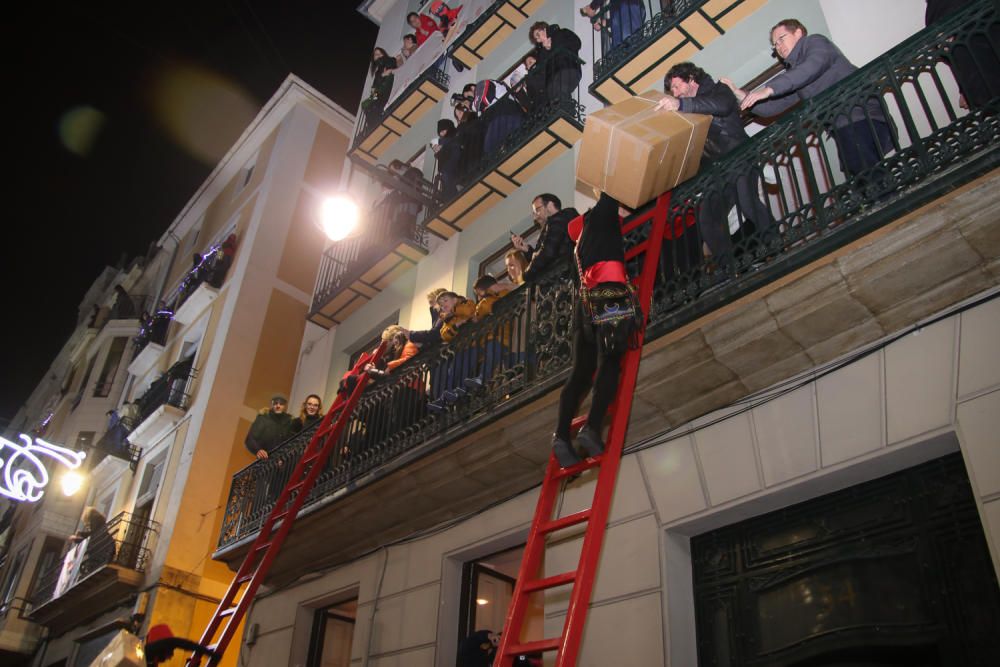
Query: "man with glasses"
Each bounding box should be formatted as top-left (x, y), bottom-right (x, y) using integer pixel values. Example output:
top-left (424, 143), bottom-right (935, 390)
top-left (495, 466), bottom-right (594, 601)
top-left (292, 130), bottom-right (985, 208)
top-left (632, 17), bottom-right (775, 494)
top-left (725, 18), bottom-right (893, 177)
top-left (511, 193), bottom-right (579, 282)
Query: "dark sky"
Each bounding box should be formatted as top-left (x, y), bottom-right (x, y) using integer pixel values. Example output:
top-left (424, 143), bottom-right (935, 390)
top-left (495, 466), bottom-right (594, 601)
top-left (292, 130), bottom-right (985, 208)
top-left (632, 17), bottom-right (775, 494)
top-left (4, 2), bottom-right (378, 422)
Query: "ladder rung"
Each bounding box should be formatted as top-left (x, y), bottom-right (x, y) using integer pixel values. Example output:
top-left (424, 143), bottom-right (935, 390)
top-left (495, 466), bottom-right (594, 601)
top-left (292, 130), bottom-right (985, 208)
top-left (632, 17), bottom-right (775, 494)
top-left (553, 456), bottom-right (602, 480)
top-left (219, 607), bottom-right (239, 618)
top-left (302, 452), bottom-right (320, 464)
top-left (523, 570), bottom-right (576, 593)
top-left (505, 637), bottom-right (561, 655)
top-left (253, 541), bottom-right (273, 553)
top-left (236, 573), bottom-right (254, 585)
top-left (624, 241), bottom-right (649, 261)
top-left (539, 509), bottom-right (592, 535)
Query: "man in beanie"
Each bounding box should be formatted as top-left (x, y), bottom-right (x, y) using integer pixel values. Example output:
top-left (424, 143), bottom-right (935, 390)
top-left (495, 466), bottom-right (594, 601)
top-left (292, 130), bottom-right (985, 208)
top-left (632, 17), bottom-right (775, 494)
top-left (244, 394), bottom-right (296, 460)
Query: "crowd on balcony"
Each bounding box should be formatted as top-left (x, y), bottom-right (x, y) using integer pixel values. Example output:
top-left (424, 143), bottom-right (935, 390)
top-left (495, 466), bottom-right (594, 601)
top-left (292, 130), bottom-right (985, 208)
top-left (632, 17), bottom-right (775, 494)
top-left (432, 21), bottom-right (584, 199)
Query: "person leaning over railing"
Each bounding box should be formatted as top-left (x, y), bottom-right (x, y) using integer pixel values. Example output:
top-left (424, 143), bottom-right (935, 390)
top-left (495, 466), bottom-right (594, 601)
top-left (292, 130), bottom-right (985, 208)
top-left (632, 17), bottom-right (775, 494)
top-left (581, 0), bottom-right (646, 53)
top-left (428, 290), bottom-right (477, 411)
top-left (461, 275), bottom-right (512, 392)
top-left (365, 325), bottom-right (427, 436)
top-left (724, 18), bottom-right (894, 178)
top-left (244, 395), bottom-right (296, 461)
top-left (512, 193), bottom-right (579, 282)
top-left (70, 507), bottom-right (116, 576)
top-left (527, 21), bottom-right (584, 108)
top-left (656, 62), bottom-right (776, 272)
top-left (925, 0), bottom-right (1000, 110)
top-left (295, 394), bottom-right (323, 432)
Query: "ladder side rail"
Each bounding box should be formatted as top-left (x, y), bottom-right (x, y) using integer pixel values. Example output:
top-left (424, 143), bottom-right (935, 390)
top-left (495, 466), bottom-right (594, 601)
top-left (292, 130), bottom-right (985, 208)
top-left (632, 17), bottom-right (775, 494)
top-left (188, 342), bottom-right (388, 666)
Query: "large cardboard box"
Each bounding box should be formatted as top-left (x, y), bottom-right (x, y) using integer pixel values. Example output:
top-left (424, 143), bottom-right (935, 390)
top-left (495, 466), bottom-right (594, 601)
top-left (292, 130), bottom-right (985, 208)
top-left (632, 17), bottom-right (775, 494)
top-left (577, 90), bottom-right (711, 208)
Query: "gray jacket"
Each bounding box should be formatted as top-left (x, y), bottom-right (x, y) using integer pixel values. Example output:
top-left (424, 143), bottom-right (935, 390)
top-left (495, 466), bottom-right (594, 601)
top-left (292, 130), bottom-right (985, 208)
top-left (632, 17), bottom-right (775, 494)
top-left (750, 34), bottom-right (885, 125)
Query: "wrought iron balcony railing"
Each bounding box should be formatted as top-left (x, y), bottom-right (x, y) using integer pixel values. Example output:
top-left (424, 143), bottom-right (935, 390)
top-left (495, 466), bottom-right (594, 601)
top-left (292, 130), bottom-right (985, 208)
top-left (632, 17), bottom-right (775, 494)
top-left (308, 194), bottom-right (431, 328)
top-left (129, 357), bottom-right (195, 426)
top-left (217, 3), bottom-right (999, 551)
top-left (588, 0), bottom-right (768, 104)
top-left (29, 511), bottom-right (159, 612)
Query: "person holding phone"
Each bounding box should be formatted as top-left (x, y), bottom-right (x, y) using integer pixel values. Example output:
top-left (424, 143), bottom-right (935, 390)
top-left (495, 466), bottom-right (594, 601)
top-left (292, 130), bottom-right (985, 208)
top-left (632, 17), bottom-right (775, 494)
top-left (512, 193), bottom-right (579, 282)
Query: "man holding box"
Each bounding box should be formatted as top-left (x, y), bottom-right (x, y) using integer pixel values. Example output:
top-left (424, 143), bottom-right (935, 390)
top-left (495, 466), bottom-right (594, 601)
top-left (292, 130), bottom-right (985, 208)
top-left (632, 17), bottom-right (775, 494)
top-left (656, 62), bottom-right (775, 269)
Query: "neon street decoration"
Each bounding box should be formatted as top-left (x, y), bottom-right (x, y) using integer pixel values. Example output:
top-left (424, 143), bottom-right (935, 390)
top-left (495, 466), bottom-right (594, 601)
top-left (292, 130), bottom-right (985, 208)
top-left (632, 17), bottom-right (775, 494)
top-left (0, 434), bottom-right (87, 502)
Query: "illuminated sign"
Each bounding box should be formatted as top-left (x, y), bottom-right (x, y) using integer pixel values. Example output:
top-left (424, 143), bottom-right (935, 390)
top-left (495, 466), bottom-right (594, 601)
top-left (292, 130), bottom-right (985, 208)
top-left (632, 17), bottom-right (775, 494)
top-left (0, 434), bottom-right (87, 502)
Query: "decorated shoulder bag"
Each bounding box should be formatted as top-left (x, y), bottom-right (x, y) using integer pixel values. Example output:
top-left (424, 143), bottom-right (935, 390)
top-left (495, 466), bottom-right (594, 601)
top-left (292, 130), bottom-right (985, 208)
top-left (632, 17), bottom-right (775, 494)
top-left (575, 247), bottom-right (643, 357)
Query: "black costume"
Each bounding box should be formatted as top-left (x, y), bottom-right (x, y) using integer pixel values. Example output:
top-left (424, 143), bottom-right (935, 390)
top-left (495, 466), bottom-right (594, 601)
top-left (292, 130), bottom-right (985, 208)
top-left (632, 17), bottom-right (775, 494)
top-left (522, 207), bottom-right (580, 281)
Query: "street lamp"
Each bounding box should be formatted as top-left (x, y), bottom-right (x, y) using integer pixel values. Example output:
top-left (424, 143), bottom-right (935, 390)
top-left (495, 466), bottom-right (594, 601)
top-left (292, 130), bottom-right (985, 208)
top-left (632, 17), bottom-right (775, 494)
top-left (59, 470), bottom-right (86, 497)
top-left (319, 195), bottom-right (361, 242)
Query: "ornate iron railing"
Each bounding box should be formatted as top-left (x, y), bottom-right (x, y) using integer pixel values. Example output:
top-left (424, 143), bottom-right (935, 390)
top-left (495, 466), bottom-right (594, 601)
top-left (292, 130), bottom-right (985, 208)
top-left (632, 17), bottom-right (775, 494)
top-left (217, 3), bottom-right (1000, 551)
top-left (130, 358), bottom-right (196, 427)
top-left (310, 198), bottom-right (431, 316)
top-left (29, 512), bottom-right (159, 611)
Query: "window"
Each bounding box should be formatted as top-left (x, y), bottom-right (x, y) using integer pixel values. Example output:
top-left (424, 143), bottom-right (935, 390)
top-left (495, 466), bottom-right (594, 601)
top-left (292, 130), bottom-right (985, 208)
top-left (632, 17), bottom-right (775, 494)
top-left (93, 337), bottom-right (128, 397)
top-left (235, 153), bottom-right (258, 197)
top-left (307, 598), bottom-right (357, 667)
top-left (27, 536), bottom-right (64, 600)
top-left (72, 354), bottom-right (99, 410)
top-left (457, 546), bottom-right (542, 664)
top-left (477, 224), bottom-right (540, 282)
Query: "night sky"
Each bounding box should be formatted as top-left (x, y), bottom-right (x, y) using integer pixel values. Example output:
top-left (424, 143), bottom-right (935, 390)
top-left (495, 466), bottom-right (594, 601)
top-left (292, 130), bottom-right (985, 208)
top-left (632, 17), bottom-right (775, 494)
top-left (4, 2), bottom-right (378, 422)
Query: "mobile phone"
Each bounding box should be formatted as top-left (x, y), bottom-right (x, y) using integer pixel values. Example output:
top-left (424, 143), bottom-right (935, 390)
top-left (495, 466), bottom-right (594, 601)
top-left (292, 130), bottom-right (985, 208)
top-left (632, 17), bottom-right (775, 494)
top-left (510, 229), bottom-right (517, 237)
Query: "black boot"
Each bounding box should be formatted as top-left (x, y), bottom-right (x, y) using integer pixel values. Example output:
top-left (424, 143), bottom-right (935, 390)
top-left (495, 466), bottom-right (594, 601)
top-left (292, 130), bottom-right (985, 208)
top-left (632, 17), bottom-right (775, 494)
top-left (552, 435), bottom-right (582, 468)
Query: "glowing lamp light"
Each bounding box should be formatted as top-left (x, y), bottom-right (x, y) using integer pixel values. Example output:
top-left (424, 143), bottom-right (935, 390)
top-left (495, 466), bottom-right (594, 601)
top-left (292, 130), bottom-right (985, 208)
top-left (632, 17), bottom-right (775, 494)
top-left (319, 195), bottom-right (360, 241)
top-left (476, 598), bottom-right (489, 606)
top-left (0, 434), bottom-right (87, 503)
top-left (60, 470), bottom-right (86, 497)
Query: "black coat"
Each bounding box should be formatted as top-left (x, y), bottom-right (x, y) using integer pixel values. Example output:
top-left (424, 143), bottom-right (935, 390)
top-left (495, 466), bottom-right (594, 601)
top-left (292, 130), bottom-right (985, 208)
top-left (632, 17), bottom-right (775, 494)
top-left (245, 411), bottom-right (296, 455)
top-left (677, 74), bottom-right (748, 162)
top-left (576, 193), bottom-right (625, 272)
top-left (523, 207), bottom-right (580, 281)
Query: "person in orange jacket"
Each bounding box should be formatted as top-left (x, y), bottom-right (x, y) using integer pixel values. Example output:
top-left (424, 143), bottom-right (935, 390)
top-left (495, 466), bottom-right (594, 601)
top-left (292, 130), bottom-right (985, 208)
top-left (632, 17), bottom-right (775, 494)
top-left (429, 291), bottom-right (476, 411)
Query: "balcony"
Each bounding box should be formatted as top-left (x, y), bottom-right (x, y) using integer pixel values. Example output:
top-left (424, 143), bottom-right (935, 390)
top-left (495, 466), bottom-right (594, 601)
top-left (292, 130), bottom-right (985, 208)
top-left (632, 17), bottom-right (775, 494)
top-left (424, 94), bottom-right (586, 239)
top-left (351, 58), bottom-right (450, 165)
top-left (215, 6), bottom-right (1000, 582)
top-left (126, 358), bottom-right (195, 443)
top-left (588, 0), bottom-right (768, 104)
top-left (128, 309), bottom-right (172, 376)
top-left (308, 190), bottom-right (431, 328)
top-left (28, 512), bottom-right (159, 631)
top-left (449, 0), bottom-right (547, 70)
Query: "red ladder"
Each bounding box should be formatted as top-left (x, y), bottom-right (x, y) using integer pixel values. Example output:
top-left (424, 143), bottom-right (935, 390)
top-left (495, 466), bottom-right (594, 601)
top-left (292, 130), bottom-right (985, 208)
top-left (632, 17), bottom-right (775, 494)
top-left (186, 342), bottom-right (388, 666)
top-left (494, 192), bottom-right (670, 667)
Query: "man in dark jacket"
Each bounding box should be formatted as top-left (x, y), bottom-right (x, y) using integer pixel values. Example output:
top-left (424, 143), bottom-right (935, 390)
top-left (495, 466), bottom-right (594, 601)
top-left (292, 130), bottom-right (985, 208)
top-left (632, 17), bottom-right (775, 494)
top-left (244, 394), bottom-right (296, 460)
top-left (658, 62), bottom-right (775, 266)
top-left (528, 22), bottom-right (583, 105)
top-left (730, 18), bottom-right (893, 177)
top-left (512, 193), bottom-right (579, 281)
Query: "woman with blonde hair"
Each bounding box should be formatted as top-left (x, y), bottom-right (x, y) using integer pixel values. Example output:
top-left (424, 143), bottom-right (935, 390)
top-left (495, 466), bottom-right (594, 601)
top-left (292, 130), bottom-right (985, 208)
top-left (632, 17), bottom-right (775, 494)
top-left (504, 249), bottom-right (529, 285)
top-left (296, 394), bottom-right (323, 431)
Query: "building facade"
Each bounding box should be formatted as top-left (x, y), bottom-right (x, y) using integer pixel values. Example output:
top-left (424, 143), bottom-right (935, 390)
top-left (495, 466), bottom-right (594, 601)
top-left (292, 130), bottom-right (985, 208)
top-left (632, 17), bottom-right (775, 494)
top-left (0, 77), bottom-right (357, 667)
top-left (213, 1), bottom-right (1000, 666)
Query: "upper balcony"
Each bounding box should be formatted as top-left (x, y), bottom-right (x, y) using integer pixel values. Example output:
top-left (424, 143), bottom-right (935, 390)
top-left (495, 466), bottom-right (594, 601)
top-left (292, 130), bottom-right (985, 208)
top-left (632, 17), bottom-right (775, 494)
top-left (27, 512), bottom-right (159, 631)
top-left (587, 0), bottom-right (769, 104)
top-left (308, 173), bottom-right (433, 328)
top-left (349, 0), bottom-right (546, 165)
top-left (125, 357), bottom-right (196, 444)
top-left (215, 4), bottom-right (1000, 581)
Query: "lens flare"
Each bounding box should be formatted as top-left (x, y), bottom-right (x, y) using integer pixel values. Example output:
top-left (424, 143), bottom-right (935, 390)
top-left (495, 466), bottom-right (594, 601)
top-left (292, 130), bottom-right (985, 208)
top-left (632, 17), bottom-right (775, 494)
top-left (319, 196), bottom-right (360, 241)
top-left (58, 106), bottom-right (106, 157)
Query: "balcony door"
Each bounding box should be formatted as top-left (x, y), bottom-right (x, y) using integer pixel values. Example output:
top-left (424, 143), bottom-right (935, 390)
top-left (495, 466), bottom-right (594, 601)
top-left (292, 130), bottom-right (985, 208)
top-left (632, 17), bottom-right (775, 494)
top-left (307, 598), bottom-right (357, 667)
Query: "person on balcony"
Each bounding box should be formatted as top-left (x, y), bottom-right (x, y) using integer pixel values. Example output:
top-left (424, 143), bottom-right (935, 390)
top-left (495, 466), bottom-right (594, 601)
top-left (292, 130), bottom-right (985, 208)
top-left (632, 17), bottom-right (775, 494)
top-left (244, 395), bottom-right (296, 460)
top-left (926, 0), bottom-right (1000, 110)
top-left (505, 249), bottom-right (530, 286)
top-left (112, 284), bottom-right (137, 319)
top-left (408, 11), bottom-right (441, 46)
top-left (512, 193), bottom-right (579, 282)
top-left (433, 118), bottom-right (465, 199)
top-left (207, 233), bottom-right (237, 288)
top-left (428, 291), bottom-right (477, 411)
top-left (361, 47), bottom-right (398, 134)
top-left (551, 192), bottom-right (639, 468)
top-left (295, 394), bottom-right (324, 432)
top-left (581, 0), bottom-right (646, 53)
top-left (396, 33), bottom-right (418, 66)
top-left (527, 22), bottom-right (583, 107)
top-left (70, 507), bottom-right (116, 576)
top-left (726, 19), bottom-right (893, 178)
top-left (475, 79), bottom-right (527, 156)
top-left (454, 102), bottom-right (486, 187)
top-left (656, 62), bottom-right (776, 271)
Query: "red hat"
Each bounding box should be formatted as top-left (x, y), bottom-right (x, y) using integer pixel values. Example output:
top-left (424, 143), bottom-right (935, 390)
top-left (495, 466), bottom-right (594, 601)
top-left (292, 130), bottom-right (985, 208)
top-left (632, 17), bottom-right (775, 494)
top-left (146, 623), bottom-right (174, 644)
